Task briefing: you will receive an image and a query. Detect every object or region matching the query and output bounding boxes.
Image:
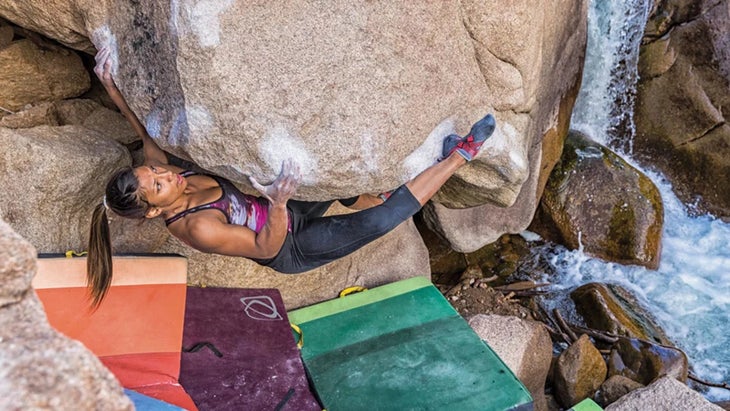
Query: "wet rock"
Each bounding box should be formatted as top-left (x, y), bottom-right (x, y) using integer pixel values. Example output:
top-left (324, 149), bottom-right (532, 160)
top-left (530, 130), bottom-right (664, 268)
top-left (605, 376), bottom-right (724, 411)
top-left (469, 314), bottom-right (553, 411)
top-left (595, 375), bottom-right (645, 407)
top-left (553, 334), bottom-right (608, 408)
top-left (418, 217), bottom-right (533, 286)
top-left (607, 337), bottom-right (688, 386)
top-left (635, 0), bottom-right (730, 217)
top-left (467, 234), bottom-right (531, 279)
top-left (571, 282), bottom-right (672, 345)
top-left (0, 217), bottom-right (133, 410)
top-left (0, 39), bottom-right (89, 111)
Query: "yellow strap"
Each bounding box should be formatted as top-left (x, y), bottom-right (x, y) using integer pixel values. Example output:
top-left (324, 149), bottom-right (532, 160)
top-left (65, 250), bottom-right (88, 258)
top-left (290, 323), bottom-right (303, 349)
top-left (339, 286), bottom-right (367, 298)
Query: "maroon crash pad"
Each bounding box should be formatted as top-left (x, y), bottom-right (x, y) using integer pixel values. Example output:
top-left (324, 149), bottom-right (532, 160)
top-left (179, 287), bottom-right (320, 411)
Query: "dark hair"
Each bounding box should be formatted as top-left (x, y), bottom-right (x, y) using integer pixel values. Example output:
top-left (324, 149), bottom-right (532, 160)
top-left (87, 167), bottom-right (150, 307)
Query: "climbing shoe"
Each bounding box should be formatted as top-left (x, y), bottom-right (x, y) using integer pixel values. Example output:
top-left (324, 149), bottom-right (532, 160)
top-left (378, 189), bottom-right (396, 202)
top-left (441, 114), bottom-right (496, 161)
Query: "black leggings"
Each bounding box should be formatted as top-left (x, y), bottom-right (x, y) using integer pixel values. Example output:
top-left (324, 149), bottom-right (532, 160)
top-left (251, 185), bottom-right (422, 273)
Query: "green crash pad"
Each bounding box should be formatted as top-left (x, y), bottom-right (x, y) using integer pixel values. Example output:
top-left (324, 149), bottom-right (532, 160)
top-left (568, 398), bottom-right (603, 411)
top-left (288, 277), bottom-right (533, 411)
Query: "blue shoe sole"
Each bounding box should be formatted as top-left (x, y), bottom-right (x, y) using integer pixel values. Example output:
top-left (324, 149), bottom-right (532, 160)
top-left (468, 114), bottom-right (496, 143)
top-left (441, 134), bottom-right (463, 160)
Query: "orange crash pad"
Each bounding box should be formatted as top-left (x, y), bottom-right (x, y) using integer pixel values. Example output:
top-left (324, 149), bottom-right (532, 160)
top-left (33, 254), bottom-right (196, 411)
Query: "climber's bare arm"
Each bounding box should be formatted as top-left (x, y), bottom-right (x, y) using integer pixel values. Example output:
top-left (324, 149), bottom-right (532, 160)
top-left (93, 46), bottom-right (168, 166)
top-left (169, 160), bottom-right (301, 259)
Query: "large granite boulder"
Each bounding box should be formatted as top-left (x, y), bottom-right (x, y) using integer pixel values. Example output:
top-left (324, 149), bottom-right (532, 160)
top-left (635, 0), bottom-right (730, 218)
top-left (420, 0), bottom-right (587, 251)
top-left (605, 376), bottom-right (724, 411)
top-left (0, 217), bottom-right (132, 410)
top-left (530, 130), bottom-right (663, 268)
top-left (0, 120), bottom-right (428, 307)
top-left (0, 125), bottom-right (168, 254)
top-left (0, 0), bottom-right (588, 253)
top-left (0, 38), bottom-right (89, 111)
top-left (0, 99), bottom-right (137, 143)
top-left (469, 314), bottom-right (553, 411)
top-left (0, 3), bottom-right (96, 53)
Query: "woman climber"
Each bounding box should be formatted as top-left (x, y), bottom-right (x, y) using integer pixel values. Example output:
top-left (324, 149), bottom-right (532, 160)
top-left (87, 47), bottom-right (496, 306)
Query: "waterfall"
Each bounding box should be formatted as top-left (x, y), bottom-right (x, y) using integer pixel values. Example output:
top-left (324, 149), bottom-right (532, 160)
top-left (571, 0), bottom-right (652, 153)
top-left (533, 0), bottom-right (730, 401)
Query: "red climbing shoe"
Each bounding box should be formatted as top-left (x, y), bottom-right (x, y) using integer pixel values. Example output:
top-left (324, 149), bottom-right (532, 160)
top-left (441, 114), bottom-right (496, 161)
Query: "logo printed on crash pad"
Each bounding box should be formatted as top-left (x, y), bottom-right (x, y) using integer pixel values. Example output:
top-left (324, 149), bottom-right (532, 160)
top-left (240, 296), bottom-right (283, 321)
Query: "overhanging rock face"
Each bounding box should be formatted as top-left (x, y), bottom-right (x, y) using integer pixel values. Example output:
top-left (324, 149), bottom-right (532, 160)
top-left (95, 1), bottom-right (522, 204)
top-left (0, 0), bottom-right (587, 251)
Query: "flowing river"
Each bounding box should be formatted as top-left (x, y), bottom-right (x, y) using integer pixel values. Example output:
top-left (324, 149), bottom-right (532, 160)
top-left (530, 0), bottom-right (730, 401)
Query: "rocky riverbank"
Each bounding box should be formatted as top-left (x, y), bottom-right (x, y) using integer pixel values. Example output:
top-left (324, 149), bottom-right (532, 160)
top-left (423, 228), bottom-right (729, 410)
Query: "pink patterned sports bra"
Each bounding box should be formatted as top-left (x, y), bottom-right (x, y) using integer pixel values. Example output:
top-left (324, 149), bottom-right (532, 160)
top-left (164, 171), bottom-right (271, 232)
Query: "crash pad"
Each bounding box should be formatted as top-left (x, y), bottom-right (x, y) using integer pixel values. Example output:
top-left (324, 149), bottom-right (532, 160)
top-left (288, 276), bottom-right (534, 411)
top-left (568, 398), bottom-right (603, 411)
top-left (33, 254), bottom-right (196, 411)
top-left (125, 389), bottom-right (187, 410)
top-left (179, 287), bottom-right (320, 411)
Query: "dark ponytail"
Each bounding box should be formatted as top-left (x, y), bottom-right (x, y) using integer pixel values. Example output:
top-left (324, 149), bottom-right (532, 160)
top-left (86, 167), bottom-right (149, 308)
top-left (87, 202), bottom-right (112, 308)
